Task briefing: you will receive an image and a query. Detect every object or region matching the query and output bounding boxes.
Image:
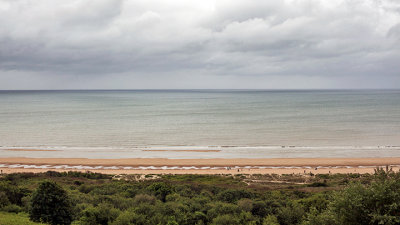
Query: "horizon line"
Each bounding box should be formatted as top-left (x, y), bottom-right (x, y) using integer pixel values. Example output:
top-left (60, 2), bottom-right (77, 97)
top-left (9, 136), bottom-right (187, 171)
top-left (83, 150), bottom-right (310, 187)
top-left (0, 88), bottom-right (400, 91)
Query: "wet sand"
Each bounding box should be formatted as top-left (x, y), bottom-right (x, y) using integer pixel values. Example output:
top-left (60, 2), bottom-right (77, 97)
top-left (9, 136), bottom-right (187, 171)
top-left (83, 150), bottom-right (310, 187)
top-left (0, 157), bottom-right (399, 174)
top-left (3, 149), bottom-right (61, 152)
top-left (142, 150), bottom-right (221, 152)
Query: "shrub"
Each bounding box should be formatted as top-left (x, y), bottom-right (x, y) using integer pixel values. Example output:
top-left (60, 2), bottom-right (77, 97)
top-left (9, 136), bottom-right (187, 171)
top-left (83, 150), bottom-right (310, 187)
top-left (302, 207), bottom-right (337, 225)
top-left (147, 182), bottom-right (172, 202)
top-left (211, 214), bottom-right (241, 225)
top-left (79, 203), bottom-right (120, 225)
top-left (329, 180), bottom-right (400, 225)
top-left (78, 184), bottom-right (94, 194)
top-left (263, 215), bottom-right (279, 225)
top-left (134, 194), bottom-right (157, 205)
top-left (0, 191), bottom-right (10, 207)
top-left (0, 182), bottom-right (29, 206)
top-left (112, 209), bottom-right (147, 225)
top-left (251, 200), bottom-right (278, 218)
top-left (2, 204), bottom-right (23, 213)
top-left (276, 202), bottom-right (305, 225)
top-left (29, 181), bottom-right (73, 225)
top-left (216, 189), bottom-right (253, 203)
top-left (238, 198), bottom-right (254, 212)
top-left (308, 182), bottom-right (328, 187)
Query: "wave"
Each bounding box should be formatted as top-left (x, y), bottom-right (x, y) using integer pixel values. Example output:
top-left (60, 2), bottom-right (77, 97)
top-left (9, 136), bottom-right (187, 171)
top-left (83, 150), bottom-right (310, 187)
top-left (1, 164), bottom-right (397, 170)
top-left (1, 145), bottom-right (399, 151)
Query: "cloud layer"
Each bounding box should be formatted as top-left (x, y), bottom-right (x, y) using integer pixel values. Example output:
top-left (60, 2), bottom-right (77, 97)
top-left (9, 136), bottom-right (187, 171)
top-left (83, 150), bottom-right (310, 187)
top-left (0, 0), bottom-right (399, 89)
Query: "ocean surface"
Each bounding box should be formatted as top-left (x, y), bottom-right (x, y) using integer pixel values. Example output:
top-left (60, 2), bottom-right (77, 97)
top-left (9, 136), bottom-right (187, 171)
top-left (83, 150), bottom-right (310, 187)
top-left (0, 89), bottom-right (399, 159)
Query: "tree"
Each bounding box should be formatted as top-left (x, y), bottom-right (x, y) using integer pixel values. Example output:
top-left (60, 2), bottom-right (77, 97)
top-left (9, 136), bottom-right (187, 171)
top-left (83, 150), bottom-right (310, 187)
top-left (29, 181), bottom-right (73, 225)
top-left (147, 182), bottom-right (172, 202)
top-left (330, 180), bottom-right (400, 225)
top-left (79, 203), bottom-right (120, 225)
top-left (211, 214), bottom-right (241, 225)
top-left (304, 176), bottom-right (400, 225)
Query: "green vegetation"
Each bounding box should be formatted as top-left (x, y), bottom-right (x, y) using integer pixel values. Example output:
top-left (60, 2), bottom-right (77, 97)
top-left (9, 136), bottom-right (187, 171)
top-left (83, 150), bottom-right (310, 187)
top-left (1, 168), bottom-right (400, 225)
top-left (0, 212), bottom-right (44, 225)
top-left (29, 181), bottom-right (73, 225)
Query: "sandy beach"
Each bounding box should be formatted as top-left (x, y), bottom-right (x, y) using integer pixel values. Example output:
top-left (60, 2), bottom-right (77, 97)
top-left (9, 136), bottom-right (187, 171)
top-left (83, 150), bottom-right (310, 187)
top-left (1, 157), bottom-right (399, 175)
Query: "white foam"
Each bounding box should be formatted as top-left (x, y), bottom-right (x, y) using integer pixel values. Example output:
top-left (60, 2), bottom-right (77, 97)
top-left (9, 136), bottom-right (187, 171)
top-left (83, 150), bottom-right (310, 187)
top-left (9, 164), bottom-right (23, 168)
top-left (2, 164), bottom-right (399, 171)
top-left (182, 166), bottom-right (198, 170)
top-left (103, 166), bottom-right (119, 170)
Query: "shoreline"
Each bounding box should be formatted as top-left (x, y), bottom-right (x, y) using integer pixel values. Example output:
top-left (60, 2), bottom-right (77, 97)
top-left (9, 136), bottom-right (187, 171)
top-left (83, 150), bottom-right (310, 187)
top-left (2, 149), bottom-right (61, 152)
top-left (1, 157), bottom-right (400, 167)
top-left (1, 157), bottom-right (399, 174)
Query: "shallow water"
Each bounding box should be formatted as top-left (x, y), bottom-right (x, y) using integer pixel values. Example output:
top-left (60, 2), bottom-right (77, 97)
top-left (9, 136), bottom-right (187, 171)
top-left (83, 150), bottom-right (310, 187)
top-left (1, 89), bottom-right (399, 158)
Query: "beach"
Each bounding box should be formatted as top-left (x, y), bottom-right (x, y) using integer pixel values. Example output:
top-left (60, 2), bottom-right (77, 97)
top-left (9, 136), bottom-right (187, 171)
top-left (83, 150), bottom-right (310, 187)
top-left (1, 157), bottom-right (399, 175)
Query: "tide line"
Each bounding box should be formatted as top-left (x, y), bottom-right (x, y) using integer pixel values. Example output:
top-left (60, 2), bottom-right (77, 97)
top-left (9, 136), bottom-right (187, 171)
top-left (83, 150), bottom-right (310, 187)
top-left (0, 164), bottom-right (396, 170)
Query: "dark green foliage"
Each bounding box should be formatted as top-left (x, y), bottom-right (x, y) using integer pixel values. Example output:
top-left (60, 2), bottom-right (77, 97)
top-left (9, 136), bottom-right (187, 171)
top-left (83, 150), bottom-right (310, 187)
top-left (263, 215), bottom-right (279, 225)
top-left (276, 201), bottom-right (305, 225)
top-left (237, 198), bottom-right (253, 212)
top-left (112, 208), bottom-right (147, 225)
top-left (1, 170), bottom-right (400, 225)
top-left (4, 173), bottom-right (39, 182)
top-left (307, 181), bottom-right (328, 187)
top-left (251, 200), bottom-right (280, 218)
top-left (73, 180), bottom-right (83, 186)
top-left (78, 184), bottom-right (95, 194)
top-left (302, 170), bottom-right (400, 225)
top-left (2, 204), bottom-right (23, 213)
top-left (0, 181), bottom-right (30, 205)
top-left (302, 207), bottom-right (337, 225)
top-left (298, 193), bottom-right (330, 212)
top-left (29, 181), bottom-right (73, 225)
top-left (216, 189), bottom-right (253, 203)
top-left (329, 179), bottom-right (400, 225)
top-left (211, 214), bottom-right (241, 225)
top-left (0, 191), bottom-right (10, 207)
top-left (46, 171), bottom-right (112, 179)
top-left (79, 203), bottom-right (120, 225)
top-left (148, 182), bottom-right (173, 202)
top-left (134, 194), bottom-right (157, 205)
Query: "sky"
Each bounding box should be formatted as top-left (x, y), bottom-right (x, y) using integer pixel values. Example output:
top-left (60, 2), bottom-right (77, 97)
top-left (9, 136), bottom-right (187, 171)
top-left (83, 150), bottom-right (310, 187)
top-left (0, 0), bottom-right (399, 89)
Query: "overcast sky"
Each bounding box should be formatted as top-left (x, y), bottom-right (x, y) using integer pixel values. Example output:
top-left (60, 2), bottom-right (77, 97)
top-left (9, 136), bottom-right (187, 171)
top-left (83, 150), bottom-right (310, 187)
top-left (0, 0), bottom-right (399, 89)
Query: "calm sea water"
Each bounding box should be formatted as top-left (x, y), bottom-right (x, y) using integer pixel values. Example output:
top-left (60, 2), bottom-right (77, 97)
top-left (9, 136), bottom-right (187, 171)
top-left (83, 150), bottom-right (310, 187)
top-left (0, 90), bottom-right (399, 159)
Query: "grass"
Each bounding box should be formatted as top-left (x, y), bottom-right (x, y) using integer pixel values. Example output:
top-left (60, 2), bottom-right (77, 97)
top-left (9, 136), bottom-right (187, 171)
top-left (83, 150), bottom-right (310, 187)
top-left (0, 212), bottom-right (44, 225)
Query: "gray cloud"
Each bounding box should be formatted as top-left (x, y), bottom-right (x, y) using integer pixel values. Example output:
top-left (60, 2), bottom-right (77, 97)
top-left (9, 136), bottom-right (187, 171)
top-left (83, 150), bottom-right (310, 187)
top-left (0, 0), bottom-right (399, 89)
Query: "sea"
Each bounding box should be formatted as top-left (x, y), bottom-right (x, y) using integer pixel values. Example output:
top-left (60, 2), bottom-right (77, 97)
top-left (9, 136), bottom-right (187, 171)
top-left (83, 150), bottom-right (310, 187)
top-left (0, 89), bottom-right (399, 159)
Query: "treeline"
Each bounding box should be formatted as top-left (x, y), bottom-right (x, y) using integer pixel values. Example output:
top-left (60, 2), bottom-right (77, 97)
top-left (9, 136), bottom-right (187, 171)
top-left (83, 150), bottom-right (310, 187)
top-left (1, 169), bottom-right (400, 225)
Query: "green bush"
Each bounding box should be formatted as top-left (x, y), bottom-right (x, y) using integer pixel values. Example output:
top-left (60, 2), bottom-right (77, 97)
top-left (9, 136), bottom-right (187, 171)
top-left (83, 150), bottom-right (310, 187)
top-left (329, 180), bottom-right (400, 225)
top-left (263, 215), bottom-right (279, 225)
top-left (29, 181), bottom-right (73, 225)
top-left (79, 203), bottom-right (120, 225)
top-left (148, 182), bottom-right (172, 202)
top-left (238, 198), bottom-right (254, 212)
top-left (0, 191), bottom-right (11, 207)
top-left (302, 207), bottom-right (337, 225)
top-left (2, 204), bottom-right (23, 213)
top-left (308, 181), bottom-right (328, 187)
top-left (0, 212), bottom-right (44, 225)
top-left (134, 194), bottom-right (157, 205)
top-left (216, 189), bottom-right (253, 203)
top-left (276, 202), bottom-right (305, 225)
top-left (0, 182), bottom-right (30, 206)
top-left (211, 214), bottom-right (241, 225)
